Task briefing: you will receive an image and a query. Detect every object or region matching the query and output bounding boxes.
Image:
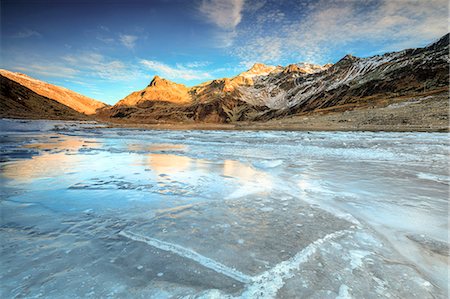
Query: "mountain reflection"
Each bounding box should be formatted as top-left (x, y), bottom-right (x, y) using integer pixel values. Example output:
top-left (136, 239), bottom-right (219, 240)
top-left (144, 152), bottom-right (273, 198)
top-left (3, 136), bottom-right (99, 182)
top-left (147, 153), bottom-right (193, 175)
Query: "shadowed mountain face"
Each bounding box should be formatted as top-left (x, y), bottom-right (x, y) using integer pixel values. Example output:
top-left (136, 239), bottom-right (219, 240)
top-left (0, 69), bottom-right (107, 115)
top-left (99, 34), bottom-right (449, 123)
top-left (0, 75), bottom-right (88, 120)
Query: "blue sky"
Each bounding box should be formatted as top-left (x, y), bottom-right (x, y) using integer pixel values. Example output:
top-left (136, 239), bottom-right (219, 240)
top-left (1, 0), bottom-right (448, 104)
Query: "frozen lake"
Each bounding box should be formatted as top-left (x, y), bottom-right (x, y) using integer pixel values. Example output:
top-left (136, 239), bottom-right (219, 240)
top-left (0, 119), bottom-right (448, 298)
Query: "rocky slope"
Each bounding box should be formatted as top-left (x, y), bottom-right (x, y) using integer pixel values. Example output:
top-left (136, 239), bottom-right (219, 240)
top-left (100, 33), bottom-right (449, 124)
top-left (0, 75), bottom-right (88, 120)
top-left (243, 33), bottom-right (449, 119)
top-left (0, 69), bottom-right (107, 115)
top-left (98, 62), bottom-right (331, 122)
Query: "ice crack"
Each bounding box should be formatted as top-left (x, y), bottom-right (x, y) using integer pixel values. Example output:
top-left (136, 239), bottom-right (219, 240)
top-left (242, 229), bottom-right (352, 298)
top-left (119, 230), bottom-right (252, 284)
top-left (120, 229), bottom-right (351, 298)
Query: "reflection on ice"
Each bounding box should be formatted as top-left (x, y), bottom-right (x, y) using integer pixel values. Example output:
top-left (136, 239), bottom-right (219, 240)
top-left (148, 153), bottom-right (195, 175)
top-left (223, 159), bottom-right (273, 199)
top-left (2, 152), bottom-right (86, 182)
top-left (0, 119), bottom-right (448, 298)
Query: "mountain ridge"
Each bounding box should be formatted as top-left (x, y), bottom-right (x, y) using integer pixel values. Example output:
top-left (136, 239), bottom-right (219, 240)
top-left (110, 61), bottom-right (330, 110)
top-left (100, 33), bottom-right (449, 123)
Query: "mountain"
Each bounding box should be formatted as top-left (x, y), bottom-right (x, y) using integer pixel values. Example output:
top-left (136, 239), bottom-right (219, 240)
top-left (116, 75), bottom-right (190, 107)
top-left (100, 33), bottom-right (449, 124)
top-left (0, 75), bottom-right (88, 120)
top-left (100, 62), bottom-right (329, 122)
top-left (239, 34), bottom-right (449, 118)
top-left (0, 69), bottom-right (107, 115)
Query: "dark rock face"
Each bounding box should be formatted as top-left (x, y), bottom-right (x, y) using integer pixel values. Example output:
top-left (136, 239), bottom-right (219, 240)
top-left (0, 75), bottom-right (88, 120)
top-left (100, 34), bottom-right (449, 123)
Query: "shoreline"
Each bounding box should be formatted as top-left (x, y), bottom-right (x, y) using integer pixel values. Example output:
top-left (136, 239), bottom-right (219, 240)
top-left (2, 117), bottom-right (447, 133)
top-left (101, 92), bottom-right (449, 133)
top-left (2, 91), bottom-right (448, 133)
top-left (100, 121), bottom-right (449, 133)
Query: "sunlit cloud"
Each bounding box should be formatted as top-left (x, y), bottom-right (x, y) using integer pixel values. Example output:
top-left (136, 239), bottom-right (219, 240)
top-left (140, 59), bottom-right (212, 81)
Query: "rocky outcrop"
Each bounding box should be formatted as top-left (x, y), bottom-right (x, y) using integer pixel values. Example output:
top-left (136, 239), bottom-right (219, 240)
top-left (0, 75), bottom-right (88, 120)
top-left (0, 69), bottom-right (106, 115)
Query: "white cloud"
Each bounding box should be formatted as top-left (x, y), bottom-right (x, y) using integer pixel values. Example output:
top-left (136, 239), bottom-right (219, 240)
top-left (119, 34), bottom-right (138, 49)
top-left (244, 0), bottom-right (266, 13)
top-left (214, 30), bottom-right (239, 48)
top-left (256, 9), bottom-right (284, 24)
top-left (232, 0), bottom-right (448, 64)
top-left (13, 64), bottom-right (77, 78)
top-left (199, 0), bottom-right (245, 47)
top-left (234, 36), bottom-right (283, 63)
top-left (62, 52), bottom-right (143, 81)
top-left (11, 29), bottom-right (42, 39)
top-left (140, 60), bottom-right (212, 81)
top-left (181, 61), bottom-right (211, 68)
top-left (287, 0), bottom-right (448, 55)
top-left (7, 50), bottom-right (143, 84)
top-left (199, 0), bottom-right (245, 30)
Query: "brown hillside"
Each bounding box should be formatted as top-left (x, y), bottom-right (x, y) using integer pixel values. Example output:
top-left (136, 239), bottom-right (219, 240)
top-left (0, 75), bottom-right (88, 120)
top-left (0, 69), bottom-right (106, 115)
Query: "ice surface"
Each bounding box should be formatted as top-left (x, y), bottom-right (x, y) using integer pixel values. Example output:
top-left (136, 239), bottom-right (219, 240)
top-left (0, 119), bottom-right (448, 298)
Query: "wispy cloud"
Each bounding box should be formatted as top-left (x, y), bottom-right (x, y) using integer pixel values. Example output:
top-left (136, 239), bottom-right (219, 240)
top-left (13, 64), bottom-right (77, 78)
top-left (287, 0), bottom-right (448, 60)
top-left (199, 0), bottom-right (245, 47)
top-left (199, 0), bottom-right (244, 29)
top-left (99, 25), bottom-right (110, 32)
top-left (232, 0), bottom-right (448, 64)
top-left (119, 34), bottom-right (138, 49)
top-left (140, 60), bottom-right (212, 81)
top-left (7, 50), bottom-right (144, 84)
top-left (3, 48), bottom-right (148, 104)
top-left (97, 36), bottom-right (115, 44)
top-left (244, 0), bottom-right (266, 13)
top-left (183, 61), bottom-right (211, 68)
top-left (10, 29), bottom-right (42, 39)
top-left (234, 36), bottom-right (283, 63)
top-left (63, 52), bottom-right (143, 81)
